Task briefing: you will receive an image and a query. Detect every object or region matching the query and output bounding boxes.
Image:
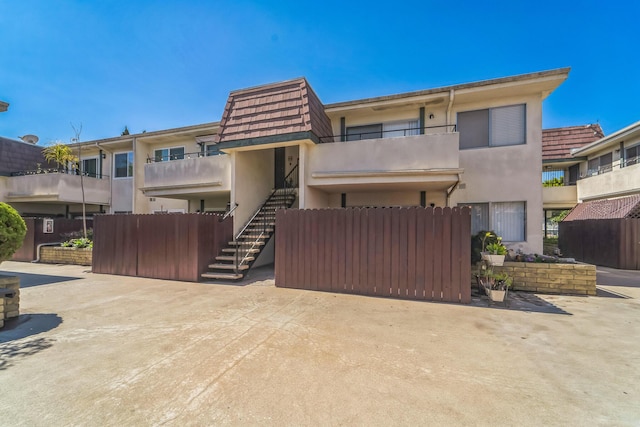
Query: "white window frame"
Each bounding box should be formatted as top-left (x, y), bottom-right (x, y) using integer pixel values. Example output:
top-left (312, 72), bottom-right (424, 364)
top-left (114, 151), bottom-right (134, 179)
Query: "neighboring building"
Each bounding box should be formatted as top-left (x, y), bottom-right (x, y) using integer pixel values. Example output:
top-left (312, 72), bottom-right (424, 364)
top-left (541, 124), bottom-right (604, 236)
top-left (571, 120), bottom-right (640, 202)
top-left (2, 68), bottom-right (571, 263)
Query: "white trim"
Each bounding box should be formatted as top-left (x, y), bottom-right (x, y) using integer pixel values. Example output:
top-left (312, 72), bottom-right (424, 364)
top-left (113, 151), bottom-right (134, 179)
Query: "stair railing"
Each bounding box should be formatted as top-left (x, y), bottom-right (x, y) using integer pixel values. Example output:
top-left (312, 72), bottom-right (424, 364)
top-left (231, 163), bottom-right (299, 273)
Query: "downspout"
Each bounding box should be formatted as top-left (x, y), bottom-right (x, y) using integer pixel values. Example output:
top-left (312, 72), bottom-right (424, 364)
top-left (131, 136), bottom-right (137, 213)
top-left (95, 141), bottom-right (114, 213)
top-left (32, 242), bottom-right (62, 263)
top-left (445, 174), bottom-right (461, 207)
top-left (446, 89), bottom-right (455, 131)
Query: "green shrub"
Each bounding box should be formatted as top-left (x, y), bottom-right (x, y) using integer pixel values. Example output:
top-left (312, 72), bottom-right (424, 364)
top-left (0, 202), bottom-right (27, 262)
top-left (61, 237), bottom-right (93, 249)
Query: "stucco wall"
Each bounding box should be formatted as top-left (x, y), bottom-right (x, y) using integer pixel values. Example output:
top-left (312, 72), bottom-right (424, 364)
top-left (450, 94), bottom-right (544, 254)
top-left (112, 177), bottom-right (134, 213)
top-left (232, 149), bottom-right (274, 234)
top-left (577, 163), bottom-right (640, 201)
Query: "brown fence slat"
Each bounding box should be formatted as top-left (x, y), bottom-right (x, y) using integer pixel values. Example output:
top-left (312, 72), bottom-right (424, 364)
top-left (275, 207), bottom-right (472, 303)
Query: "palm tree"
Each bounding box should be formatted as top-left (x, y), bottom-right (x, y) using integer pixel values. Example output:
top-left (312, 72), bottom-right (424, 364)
top-left (42, 142), bottom-right (77, 172)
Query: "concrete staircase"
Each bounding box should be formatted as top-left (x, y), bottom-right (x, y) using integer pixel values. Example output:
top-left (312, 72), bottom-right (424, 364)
top-left (201, 189), bottom-right (296, 281)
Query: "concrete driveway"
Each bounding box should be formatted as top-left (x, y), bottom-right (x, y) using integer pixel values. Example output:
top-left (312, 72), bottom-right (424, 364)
top-left (1, 261), bottom-right (639, 426)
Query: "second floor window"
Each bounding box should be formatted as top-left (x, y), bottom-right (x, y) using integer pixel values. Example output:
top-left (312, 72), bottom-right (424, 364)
top-left (345, 120), bottom-right (420, 141)
top-left (458, 104), bottom-right (526, 149)
top-left (81, 158), bottom-right (98, 178)
top-left (114, 152), bottom-right (133, 178)
top-left (154, 147), bottom-right (185, 162)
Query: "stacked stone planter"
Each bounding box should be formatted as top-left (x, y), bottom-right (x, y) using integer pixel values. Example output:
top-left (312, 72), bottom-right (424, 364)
top-left (0, 275), bottom-right (20, 328)
top-left (480, 261), bottom-right (597, 296)
top-left (40, 247), bottom-right (92, 266)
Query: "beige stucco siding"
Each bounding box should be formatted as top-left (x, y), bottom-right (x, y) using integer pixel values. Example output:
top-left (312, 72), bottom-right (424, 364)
top-left (450, 94), bottom-right (543, 254)
top-left (232, 149), bottom-right (274, 234)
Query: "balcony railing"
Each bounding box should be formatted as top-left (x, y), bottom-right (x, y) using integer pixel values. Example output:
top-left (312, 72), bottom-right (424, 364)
top-left (580, 155), bottom-right (638, 180)
top-left (146, 150), bottom-right (224, 163)
top-left (10, 168), bottom-right (109, 179)
top-left (317, 124), bottom-right (457, 144)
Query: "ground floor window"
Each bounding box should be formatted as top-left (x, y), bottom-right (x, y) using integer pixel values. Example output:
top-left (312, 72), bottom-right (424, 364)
top-left (464, 201), bottom-right (526, 241)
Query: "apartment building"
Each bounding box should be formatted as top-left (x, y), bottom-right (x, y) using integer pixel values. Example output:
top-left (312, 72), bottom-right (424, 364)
top-left (571, 120), bottom-right (640, 202)
top-left (2, 68), bottom-right (571, 257)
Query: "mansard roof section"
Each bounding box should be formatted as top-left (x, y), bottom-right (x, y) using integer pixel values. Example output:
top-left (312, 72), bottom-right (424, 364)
top-left (542, 124), bottom-right (604, 161)
top-left (214, 78), bottom-right (333, 147)
top-left (0, 100), bottom-right (8, 112)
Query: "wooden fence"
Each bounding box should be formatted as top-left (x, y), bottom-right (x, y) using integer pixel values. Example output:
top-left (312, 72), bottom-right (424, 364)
top-left (275, 207), bottom-right (471, 303)
top-left (92, 214), bottom-right (233, 282)
top-left (559, 218), bottom-right (640, 270)
top-left (12, 218), bottom-right (92, 261)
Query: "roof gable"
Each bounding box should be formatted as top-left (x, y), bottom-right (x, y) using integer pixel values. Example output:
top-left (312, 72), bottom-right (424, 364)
top-left (214, 78), bottom-right (333, 146)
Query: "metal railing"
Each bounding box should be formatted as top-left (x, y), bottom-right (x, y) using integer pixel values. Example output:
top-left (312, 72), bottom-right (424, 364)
top-left (146, 150), bottom-right (225, 163)
top-left (231, 163), bottom-right (299, 273)
top-left (317, 124), bottom-right (457, 144)
top-left (10, 168), bottom-right (109, 179)
top-left (579, 156), bottom-right (639, 180)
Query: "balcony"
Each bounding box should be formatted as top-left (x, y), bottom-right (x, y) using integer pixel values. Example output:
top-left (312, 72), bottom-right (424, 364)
top-left (577, 158), bottom-right (640, 201)
top-left (6, 171), bottom-right (110, 205)
top-left (306, 132), bottom-right (461, 192)
top-left (142, 152), bottom-right (231, 198)
top-left (543, 185), bottom-right (577, 209)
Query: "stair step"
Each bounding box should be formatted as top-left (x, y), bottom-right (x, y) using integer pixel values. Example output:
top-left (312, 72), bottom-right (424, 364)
top-left (229, 240), bottom-right (266, 246)
top-left (238, 234), bottom-right (269, 239)
top-left (222, 248), bottom-right (260, 254)
top-left (202, 272), bottom-right (244, 280)
top-left (209, 263), bottom-right (250, 270)
top-left (216, 255), bottom-right (255, 262)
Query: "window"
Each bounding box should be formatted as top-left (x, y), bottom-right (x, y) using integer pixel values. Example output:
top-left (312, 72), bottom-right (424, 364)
top-left (206, 144), bottom-right (221, 156)
top-left (114, 152), bottom-right (133, 178)
top-left (154, 147), bottom-right (185, 162)
top-left (81, 158), bottom-right (98, 178)
top-left (383, 120), bottom-right (420, 138)
top-left (568, 164), bottom-right (579, 185)
top-left (346, 120), bottom-right (420, 141)
top-left (346, 124), bottom-right (382, 141)
top-left (464, 201), bottom-right (526, 242)
top-left (458, 104), bottom-right (526, 149)
top-left (625, 144), bottom-right (639, 166)
top-left (587, 153), bottom-right (613, 176)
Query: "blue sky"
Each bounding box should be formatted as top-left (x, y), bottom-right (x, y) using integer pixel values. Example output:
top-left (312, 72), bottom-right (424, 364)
top-left (1, 0), bottom-right (638, 143)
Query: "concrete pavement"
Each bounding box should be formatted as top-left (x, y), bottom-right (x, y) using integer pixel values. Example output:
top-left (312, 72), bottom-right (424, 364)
top-left (1, 261), bottom-right (639, 426)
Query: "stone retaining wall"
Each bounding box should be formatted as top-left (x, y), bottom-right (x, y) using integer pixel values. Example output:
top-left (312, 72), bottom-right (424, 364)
top-left (0, 275), bottom-right (20, 328)
top-left (40, 247), bottom-right (93, 266)
top-left (475, 261), bottom-right (597, 296)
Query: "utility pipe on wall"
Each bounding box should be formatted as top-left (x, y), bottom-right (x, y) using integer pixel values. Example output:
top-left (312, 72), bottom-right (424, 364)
top-left (446, 89), bottom-right (455, 129)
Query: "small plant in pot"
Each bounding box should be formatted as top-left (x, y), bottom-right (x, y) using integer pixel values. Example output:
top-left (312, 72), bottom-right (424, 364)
top-left (477, 263), bottom-right (513, 302)
top-left (481, 233), bottom-right (507, 266)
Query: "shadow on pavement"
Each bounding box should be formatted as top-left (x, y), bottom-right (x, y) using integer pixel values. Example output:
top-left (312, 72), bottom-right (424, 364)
top-left (470, 287), bottom-right (572, 315)
top-left (0, 313), bottom-right (63, 342)
top-left (0, 271), bottom-right (81, 288)
top-left (0, 314), bottom-right (62, 370)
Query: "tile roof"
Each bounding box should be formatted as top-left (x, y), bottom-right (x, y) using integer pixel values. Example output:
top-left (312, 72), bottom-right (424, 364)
top-left (542, 124), bottom-right (604, 161)
top-left (214, 78), bottom-right (333, 145)
top-left (563, 194), bottom-right (640, 221)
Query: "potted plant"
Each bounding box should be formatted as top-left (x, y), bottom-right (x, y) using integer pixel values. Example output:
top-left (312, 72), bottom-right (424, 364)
top-left (476, 263), bottom-right (513, 302)
top-left (480, 232), bottom-right (507, 266)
